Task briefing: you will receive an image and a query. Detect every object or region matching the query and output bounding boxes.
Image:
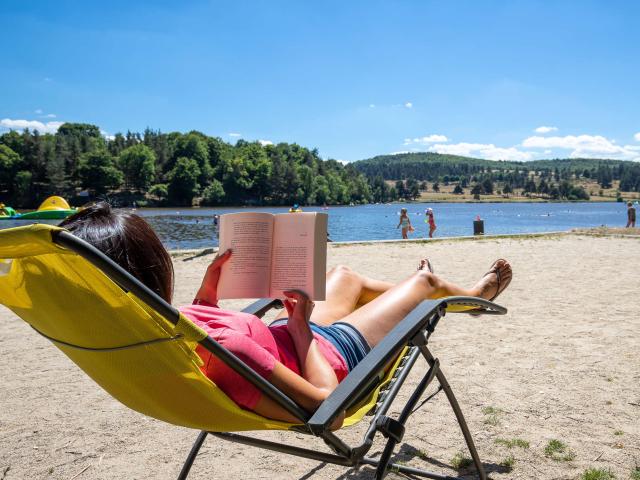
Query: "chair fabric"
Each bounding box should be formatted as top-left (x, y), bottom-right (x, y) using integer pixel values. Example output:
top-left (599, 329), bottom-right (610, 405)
top-left (0, 224), bottom-right (396, 432)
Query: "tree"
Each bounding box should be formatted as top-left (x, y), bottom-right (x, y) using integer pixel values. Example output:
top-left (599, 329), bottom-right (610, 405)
top-left (523, 179), bottom-right (537, 194)
top-left (118, 144), bottom-right (156, 191)
top-left (502, 183), bottom-right (513, 194)
top-left (57, 123), bottom-right (101, 139)
top-left (406, 178), bottom-right (420, 199)
top-left (432, 182), bottom-right (440, 192)
top-left (453, 184), bottom-right (464, 194)
top-left (78, 150), bottom-right (123, 195)
top-left (395, 180), bottom-right (406, 199)
top-left (0, 144), bottom-right (21, 195)
top-left (168, 157), bottom-right (200, 206)
top-left (482, 178), bottom-right (494, 194)
top-left (171, 133), bottom-right (212, 186)
top-left (470, 183), bottom-right (483, 195)
top-left (148, 184), bottom-right (169, 204)
top-left (201, 180), bottom-right (225, 206)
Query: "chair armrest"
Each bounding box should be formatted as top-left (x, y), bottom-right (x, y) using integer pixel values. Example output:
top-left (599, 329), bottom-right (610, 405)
top-left (306, 296), bottom-right (506, 433)
top-left (241, 298), bottom-right (283, 318)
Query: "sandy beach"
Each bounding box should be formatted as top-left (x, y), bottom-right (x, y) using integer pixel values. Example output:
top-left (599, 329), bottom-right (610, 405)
top-left (1, 233), bottom-right (639, 480)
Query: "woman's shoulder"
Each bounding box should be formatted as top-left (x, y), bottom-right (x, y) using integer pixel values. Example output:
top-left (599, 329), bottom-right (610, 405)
top-left (179, 304), bottom-right (263, 332)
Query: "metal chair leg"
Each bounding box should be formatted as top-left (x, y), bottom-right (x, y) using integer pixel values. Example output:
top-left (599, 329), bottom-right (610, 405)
top-left (375, 359), bottom-right (440, 479)
top-left (417, 346), bottom-right (486, 479)
top-left (177, 431), bottom-right (208, 480)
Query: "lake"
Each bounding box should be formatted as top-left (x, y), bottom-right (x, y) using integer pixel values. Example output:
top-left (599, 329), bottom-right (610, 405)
top-left (1, 202), bottom-right (632, 250)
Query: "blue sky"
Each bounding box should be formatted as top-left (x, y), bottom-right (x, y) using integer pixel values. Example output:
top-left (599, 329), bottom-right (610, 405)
top-left (1, 0), bottom-right (639, 162)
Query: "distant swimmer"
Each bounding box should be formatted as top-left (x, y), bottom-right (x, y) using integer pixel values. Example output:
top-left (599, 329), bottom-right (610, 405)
top-left (425, 208), bottom-right (437, 238)
top-left (396, 208), bottom-right (414, 239)
top-left (626, 201), bottom-right (636, 228)
top-left (289, 203), bottom-right (303, 213)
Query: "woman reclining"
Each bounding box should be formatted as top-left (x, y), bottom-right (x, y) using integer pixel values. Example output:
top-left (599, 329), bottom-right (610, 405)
top-left (60, 203), bottom-right (512, 427)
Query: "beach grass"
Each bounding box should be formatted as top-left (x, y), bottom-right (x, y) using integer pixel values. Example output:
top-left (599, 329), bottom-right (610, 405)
top-left (544, 439), bottom-right (576, 461)
top-left (581, 467), bottom-right (616, 480)
top-left (499, 455), bottom-right (515, 470)
top-left (494, 438), bottom-right (530, 449)
top-left (482, 406), bottom-right (503, 426)
top-left (451, 452), bottom-right (473, 470)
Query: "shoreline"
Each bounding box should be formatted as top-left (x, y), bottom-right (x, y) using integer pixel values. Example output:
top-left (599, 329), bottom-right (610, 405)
top-left (170, 227), bottom-right (640, 256)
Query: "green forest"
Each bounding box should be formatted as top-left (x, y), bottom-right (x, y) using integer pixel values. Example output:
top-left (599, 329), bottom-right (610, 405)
top-left (0, 123), bottom-right (372, 208)
top-left (2, 124), bottom-right (640, 208)
top-left (353, 152), bottom-right (640, 202)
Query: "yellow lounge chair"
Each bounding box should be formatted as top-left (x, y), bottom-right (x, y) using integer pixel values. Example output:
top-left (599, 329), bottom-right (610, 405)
top-left (0, 224), bottom-right (506, 479)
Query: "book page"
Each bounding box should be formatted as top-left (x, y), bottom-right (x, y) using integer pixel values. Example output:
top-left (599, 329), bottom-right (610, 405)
top-left (217, 212), bottom-right (274, 299)
top-left (270, 212), bottom-right (328, 300)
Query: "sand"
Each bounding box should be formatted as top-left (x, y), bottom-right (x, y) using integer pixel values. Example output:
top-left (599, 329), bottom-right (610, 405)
top-left (1, 233), bottom-right (639, 479)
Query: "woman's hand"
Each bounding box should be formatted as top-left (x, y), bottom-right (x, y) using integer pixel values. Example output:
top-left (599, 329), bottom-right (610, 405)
top-left (194, 249), bottom-right (232, 307)
top-left (283, 290), bottom-right (314, 326)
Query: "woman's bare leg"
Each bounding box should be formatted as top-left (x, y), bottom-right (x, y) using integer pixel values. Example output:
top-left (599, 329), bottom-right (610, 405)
top-left (339, 260), bottom-right (512, 347)
top-left (273, 265), bottom-right (394, 324)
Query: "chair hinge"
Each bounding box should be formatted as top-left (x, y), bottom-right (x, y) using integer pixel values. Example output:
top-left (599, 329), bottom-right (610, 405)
top-left (375, 416), bottom-right (405, 443)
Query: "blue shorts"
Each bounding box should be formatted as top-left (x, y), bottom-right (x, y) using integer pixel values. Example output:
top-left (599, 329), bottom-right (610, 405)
top-left (270, 319), bottom-right (371, 372)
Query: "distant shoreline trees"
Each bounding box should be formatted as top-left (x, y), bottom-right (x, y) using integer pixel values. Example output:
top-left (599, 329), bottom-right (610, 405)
top-left (2, 126), bottom-right (638, 208)
top-left (0, 123), bottom-right (375, 208)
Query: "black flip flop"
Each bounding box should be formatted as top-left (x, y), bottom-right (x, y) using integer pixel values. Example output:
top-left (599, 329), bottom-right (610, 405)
top-left (485, 259), bottom-right (511, 302)
top-left (417, 259), bottom-right (434, 273)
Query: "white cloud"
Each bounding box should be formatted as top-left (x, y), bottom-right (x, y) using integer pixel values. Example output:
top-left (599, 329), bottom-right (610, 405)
top-left (534, 125), bottom-right (558, 134)
top-left (0, 118), bottom-right (63, 134)
top-left (34, 109), bottom-right (43, 114)
top-left (228, 132), bottom-right (241, 137)
top-left (390, 150), bottom-right (410, 155)
top-left (522, 134), bottom-right (640, 160)
top-left (634, 132), bottom-right (640, 142)
top-left (369, 104), bottom-right (376, 108)
top-left (429, 142), bottom-right (535, 161)
top-left (100, 130), bottom-right (115, 141)
top-left (43, 113), bottom-right (57, 118)
top-left (404, 102), bottom-right (413, 109)
top-left (403, 134), bottom-right (448, 146)
top-left (258, 139), bottom-right (273, 146)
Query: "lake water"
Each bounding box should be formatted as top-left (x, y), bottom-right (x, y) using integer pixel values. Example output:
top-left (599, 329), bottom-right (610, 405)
top-left (1, 202), bottom-right (631, 250)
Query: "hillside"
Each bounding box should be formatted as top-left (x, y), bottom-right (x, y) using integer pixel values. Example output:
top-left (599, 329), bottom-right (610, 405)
top-left (352, 152), bottom-right (640, 202)
top-left (352, 152), bottom-right (630, 180)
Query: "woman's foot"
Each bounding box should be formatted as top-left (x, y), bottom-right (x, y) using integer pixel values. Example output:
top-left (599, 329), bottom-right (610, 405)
top-left (473, 259), bottom-right (512, 301)
top-left (418, 258), bottom-right (434, 273)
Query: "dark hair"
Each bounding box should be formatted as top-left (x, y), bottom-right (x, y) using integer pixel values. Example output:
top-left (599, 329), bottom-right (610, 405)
top-left (59, 202), bottom-right (174, 303)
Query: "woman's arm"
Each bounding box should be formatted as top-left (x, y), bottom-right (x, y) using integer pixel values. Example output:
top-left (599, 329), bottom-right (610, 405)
top-left (254, 362), bottom-right (345, 429)
top-left (284, 290), bottom-right (339, 395)
top-left (253, 290), bottom-right (344, 428)
top-left (194, 249), bottom-right (231, 306)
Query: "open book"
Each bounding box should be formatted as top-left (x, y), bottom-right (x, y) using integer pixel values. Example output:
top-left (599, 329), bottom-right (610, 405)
top-left (217, 212), bottom-right (328, 300)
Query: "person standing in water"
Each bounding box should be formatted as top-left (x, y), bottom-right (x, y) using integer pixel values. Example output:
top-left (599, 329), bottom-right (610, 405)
top-left (425, 208), bottom-right (437, 238)
top-left (396, 208), bottom-right (413, 239)
top-left (626, 202), bottom-right (636, 228)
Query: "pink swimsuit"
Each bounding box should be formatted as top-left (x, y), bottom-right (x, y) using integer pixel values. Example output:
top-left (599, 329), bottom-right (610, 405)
top-left (179, 305), bottom-right (348, 410)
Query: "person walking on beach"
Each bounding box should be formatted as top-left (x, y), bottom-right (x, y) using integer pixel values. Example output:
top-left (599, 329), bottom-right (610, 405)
top-left (397, 208), bottom-right (413, 239)
top-left (425, 208), bottom-right (437, 238)
top-left (626, 201), bottom-right (636, 228)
